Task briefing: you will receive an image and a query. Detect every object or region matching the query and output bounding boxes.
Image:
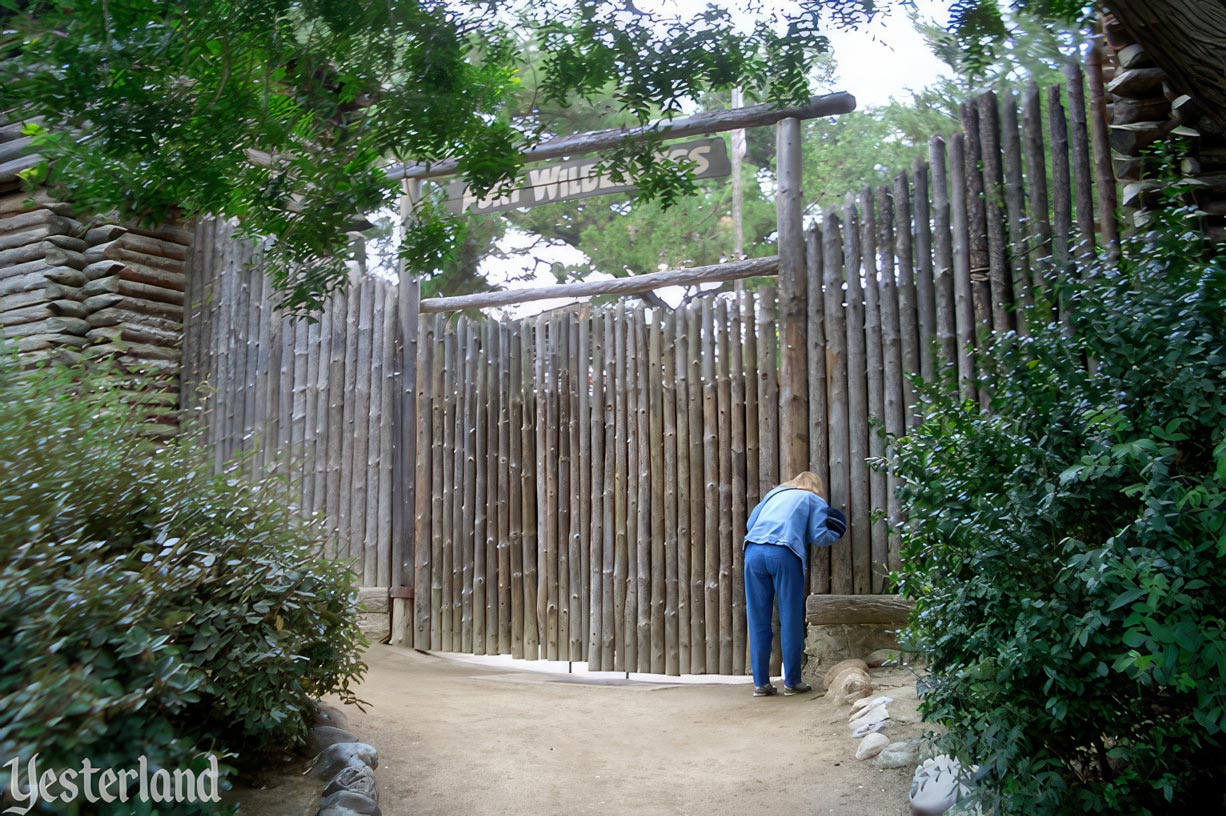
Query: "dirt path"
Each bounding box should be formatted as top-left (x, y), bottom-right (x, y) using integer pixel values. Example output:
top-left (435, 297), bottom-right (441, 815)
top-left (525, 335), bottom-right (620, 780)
top-left (320, 645), bottom-right (920, 816)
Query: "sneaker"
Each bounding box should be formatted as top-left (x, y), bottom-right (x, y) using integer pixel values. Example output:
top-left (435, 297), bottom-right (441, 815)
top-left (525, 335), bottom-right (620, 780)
top-left (753, 684), bottom-right (778, 697)
top-left (783, 682), bottom-right (813, 696)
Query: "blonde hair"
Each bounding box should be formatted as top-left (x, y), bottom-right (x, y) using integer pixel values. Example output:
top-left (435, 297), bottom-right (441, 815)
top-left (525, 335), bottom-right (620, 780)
top-left (782, 471), bottom-right (825, 498)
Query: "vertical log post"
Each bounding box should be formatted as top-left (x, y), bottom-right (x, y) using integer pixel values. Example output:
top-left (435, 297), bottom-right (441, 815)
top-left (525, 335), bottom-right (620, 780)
top-left (674, 309), bottom-right (693, 674)
top-left (842, 196), bottom-right (870, 597)
top-left (775, 117), bottom-right (808, 479)
top-left (804, 228), bottom-right (830, 596)
top-left (822, 213), bottom-right (852, 595)
top-left (858, 191), bottom-right (887, 594)
top-left (392, 274), bottom-right (420, 646)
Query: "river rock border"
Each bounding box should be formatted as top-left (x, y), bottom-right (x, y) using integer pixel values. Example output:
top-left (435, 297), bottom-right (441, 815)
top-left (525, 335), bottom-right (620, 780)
top-left (307, 702), bottom-right (382, 816)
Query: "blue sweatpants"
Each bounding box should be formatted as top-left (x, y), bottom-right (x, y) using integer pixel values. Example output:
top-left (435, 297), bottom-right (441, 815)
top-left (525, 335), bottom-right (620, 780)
top-left (744, 542), bottom-right (806, 688)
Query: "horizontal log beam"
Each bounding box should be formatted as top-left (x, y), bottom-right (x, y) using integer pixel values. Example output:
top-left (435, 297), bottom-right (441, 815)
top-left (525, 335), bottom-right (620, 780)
top-left (418, 256), bottom-right (779, 314)
top-left (389, 93), bottom-right (857, 181)
top-left (805, 594), bottom-right (915, 626)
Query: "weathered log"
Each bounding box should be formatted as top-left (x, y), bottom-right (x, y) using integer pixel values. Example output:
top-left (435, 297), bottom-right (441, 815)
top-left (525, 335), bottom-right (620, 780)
top-left (521, 320), bottom-right (539, 659)
top-left (47, 299), bottom-right (84, 319)
top-left (843, 195), bottom-right (870, 597)
top-left (723, 299), bottom-right (745, 674)
top-left (929, 138), bottom-right (958, 374)
top-left (568, 318), bottom-right (584, 663)
top-left (1109, 120), bottom-right (1173, 155)
top-left (0, 242), bottom-right (82, 271)
top-left (910, 159), bottom-right (937, 382)
top-left (0, 226), bottom-right (59, 253)
top-left (124, 221), bottom-right (195, 246)
top-left (684, 304), bottom-right (704, 673)
top-left (82, 275), bottom-right (184, 306)
top-left (419, 256), bottom-right (779, 313)
top-left (674, 308), bottom-right (693, 673)
top-left (390, 93), bottom-right (857, 181)
top-left (83, 293), bottom-right (181, 321)
top-left (948, 134), bottom-right (977, 403)
top-left (1066, 63), bottom-right (1096, 260)
top-left (12, 333), bottom-right (89, 352)
top-left (84, 224), bottom-right (128, 244)
top-left (115, 232), bottom-right (189, 262)
top-left (1116, 43), bottom-right (1155, 70)
top-left (0, 284), bottom-right (67, 312)
top-left (0, 208), bottom-right (76, 237)
top-left (46, 234), bottom-right (87, 253)
top-left (1022, 82), bottom-right (1053, 298)
top-left (822, 211), bottom-right (851, 594)
top-left (1000, 90), bottom-right (1033, 335)
top-left (633, 311), bottom-right (651, 673)
top-left (0, 189), bottom-right (68, 216)
top-left (0, 303), bottom-right (62, 326)
top-left (960, 102), bottom-right (991, 339)
top-left (803, 233), bottom-right (830, 595)
top-left (506, 321), bottom-right (523, 657)
top-left (1, 315), bottom-right (89, 337)
top-left (587, 314), bottom-right (607, 669)
top-left (661, 312), bottom-right (681, 676)
top-left (776, 117), bottom-right (808, 479)
top-left (599, 313), bottom-right (616, 668)
top-left (1106, 67), bottom-right (1168, 98)
top-left (0, 136), bottom-right (34, 165)
top-left (459, 318), bottom-right (478, 650)
top-left (0, 154), bottom-right (43, 184)
top-left (82, 259), bottom-right (125, 281)
top-left (576, 314), bottom-right (592, 663)
top-left (1111, 96), bottom-right (1177, 125)
top-left (554, 320), bottom-right (571, 662)
top-left (805, 594), bottom-right (915, 626)
top-left (117, 261), bottom-right (187, 292)
top-left (978, 93), bottom-right (1014, 335)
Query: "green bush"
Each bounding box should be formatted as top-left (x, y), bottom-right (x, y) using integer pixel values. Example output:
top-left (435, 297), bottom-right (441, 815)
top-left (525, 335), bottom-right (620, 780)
top-left (892, 204), bottom-right (1226, 813)
top-left (0, 358), bottom-right (366, 813)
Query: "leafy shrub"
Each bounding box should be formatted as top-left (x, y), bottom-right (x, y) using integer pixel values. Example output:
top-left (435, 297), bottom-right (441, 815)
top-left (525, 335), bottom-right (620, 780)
top-left (0, 358), bottom-right (366, 813)
top-left (892, 203), bottom-right (1226, 813)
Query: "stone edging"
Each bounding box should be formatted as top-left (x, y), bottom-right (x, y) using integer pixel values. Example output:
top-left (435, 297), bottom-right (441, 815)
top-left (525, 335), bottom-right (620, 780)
top-left (307, 703), bottom-right (382, 816)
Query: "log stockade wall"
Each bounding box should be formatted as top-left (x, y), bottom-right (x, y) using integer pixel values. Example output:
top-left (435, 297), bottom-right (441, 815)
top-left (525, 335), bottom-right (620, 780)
top-left (179, 218), bottom-right (414, 588)
top-left (410, 72), bottom-right (1116, 673)
top-left (0, 120), bottom-right (190, 425)
top-left (172, 68), bottom-right (1116, 673)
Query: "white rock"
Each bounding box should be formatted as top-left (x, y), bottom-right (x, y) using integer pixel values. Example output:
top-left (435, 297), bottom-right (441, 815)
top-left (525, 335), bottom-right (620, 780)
top-left (849, 703), bottom-right (890, 733)
top-left (873, 741), bottom-right (919, 769)
top-left (850, 694), bottom-right (893, 715)
top-left (854, 733), bottom-right (890, 760)
top-left (852, 718), bottom-right (889, 738)
top-left (909, 755), bottom-right (973, 816)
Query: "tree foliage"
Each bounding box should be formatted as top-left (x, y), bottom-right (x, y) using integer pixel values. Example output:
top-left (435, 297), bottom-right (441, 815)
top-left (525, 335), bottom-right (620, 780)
top-left (0, 0), bottom-right (844, 311)
top-left (891, 194), bottom-right (1226, 812)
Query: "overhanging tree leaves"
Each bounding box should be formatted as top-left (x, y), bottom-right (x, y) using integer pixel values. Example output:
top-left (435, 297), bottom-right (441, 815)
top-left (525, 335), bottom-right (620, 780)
top-left (0, 0), bottom-right (846, 311)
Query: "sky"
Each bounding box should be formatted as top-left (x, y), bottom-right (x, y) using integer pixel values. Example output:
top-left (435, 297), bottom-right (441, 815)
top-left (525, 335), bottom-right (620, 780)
top-left (479, 0), bottom-right (956, 317)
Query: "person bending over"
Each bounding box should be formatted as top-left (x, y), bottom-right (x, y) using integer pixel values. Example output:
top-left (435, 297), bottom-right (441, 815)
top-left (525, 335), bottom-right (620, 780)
top-left (743, 471), bottom-right (847, 697)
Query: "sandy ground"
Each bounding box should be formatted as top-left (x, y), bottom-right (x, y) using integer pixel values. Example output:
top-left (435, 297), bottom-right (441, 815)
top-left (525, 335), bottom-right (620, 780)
top-left (234, 645), bottom-right (926, 816)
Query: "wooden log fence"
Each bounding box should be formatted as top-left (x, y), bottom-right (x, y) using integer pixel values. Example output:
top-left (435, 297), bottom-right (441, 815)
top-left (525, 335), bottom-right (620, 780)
top-left (178, 228), bottom-right (417, 589)
top-left (403, 75), bottom-right (1111, 673)
top-left (163, 70), bottom-right (1115, 673)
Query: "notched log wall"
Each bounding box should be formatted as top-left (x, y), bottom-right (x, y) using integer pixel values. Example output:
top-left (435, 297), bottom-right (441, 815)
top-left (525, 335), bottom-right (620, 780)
top-left (0, 121), bottom-right (189, 430)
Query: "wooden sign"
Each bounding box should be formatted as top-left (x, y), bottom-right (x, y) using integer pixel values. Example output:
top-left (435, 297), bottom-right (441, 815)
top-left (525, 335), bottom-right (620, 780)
top-left (443, 136), bottom-right (731, 215)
